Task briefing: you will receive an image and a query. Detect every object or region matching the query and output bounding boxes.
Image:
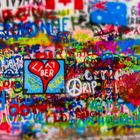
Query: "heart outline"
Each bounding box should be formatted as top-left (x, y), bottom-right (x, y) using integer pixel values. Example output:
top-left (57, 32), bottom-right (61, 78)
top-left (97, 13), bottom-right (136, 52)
top-left (28, 60), bottom-right (60, 93)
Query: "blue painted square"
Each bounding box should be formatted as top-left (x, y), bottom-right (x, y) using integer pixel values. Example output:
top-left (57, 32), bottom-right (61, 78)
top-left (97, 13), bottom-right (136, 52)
top-left (90, 2), bottom-right (127, 26)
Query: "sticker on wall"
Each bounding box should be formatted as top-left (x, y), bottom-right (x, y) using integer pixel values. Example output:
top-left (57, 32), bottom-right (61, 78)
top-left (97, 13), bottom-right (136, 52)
top-left (1, 54), bottom-right (23, 78)
top-left (23, 59), bottom-right (65, 94)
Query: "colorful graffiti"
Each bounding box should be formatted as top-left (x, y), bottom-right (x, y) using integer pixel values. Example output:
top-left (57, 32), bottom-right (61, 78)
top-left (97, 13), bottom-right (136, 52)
top-left (0, 0), bottom-right (140, 139)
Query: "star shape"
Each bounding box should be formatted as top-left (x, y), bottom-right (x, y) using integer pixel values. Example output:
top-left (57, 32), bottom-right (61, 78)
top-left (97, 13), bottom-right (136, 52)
top-left (90, 1), bottom-right (107, 11)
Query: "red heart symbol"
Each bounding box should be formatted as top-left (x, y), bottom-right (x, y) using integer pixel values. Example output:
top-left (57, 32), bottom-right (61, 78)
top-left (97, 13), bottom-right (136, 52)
top-left (28, 60), bottom-right (60, 92)
top-left (117, 72), bottom-right (140, 107)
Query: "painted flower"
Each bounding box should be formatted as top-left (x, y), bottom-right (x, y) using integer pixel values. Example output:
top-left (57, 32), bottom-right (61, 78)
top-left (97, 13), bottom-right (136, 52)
top-left (118, 72), bottom-right (140, 107)
top-left (72, 29), bottom-right (93, 42)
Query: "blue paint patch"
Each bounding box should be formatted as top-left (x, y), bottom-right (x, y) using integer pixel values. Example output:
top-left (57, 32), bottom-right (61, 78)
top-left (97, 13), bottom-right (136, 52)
top-left (0, 90), bottom-right (6, 111)
top-left (90, 2), bottom-right (127, 26)
top-left (117, 39), bottom-right (135, 52)
top-left (126, 103), bottom-right (136, 112)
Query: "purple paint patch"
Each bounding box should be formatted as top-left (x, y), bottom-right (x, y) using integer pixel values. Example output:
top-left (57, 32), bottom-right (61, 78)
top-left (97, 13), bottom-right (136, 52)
top-left (138, 3), bottom-right (140, 16)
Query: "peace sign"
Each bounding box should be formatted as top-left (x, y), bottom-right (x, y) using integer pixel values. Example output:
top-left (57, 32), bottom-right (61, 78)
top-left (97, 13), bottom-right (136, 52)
top-left (66, 78), bottom-right (82, 97)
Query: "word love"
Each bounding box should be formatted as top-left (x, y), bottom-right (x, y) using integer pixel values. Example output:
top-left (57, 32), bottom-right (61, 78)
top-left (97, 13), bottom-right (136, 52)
top-left (28, 60), bottom-right (60, 92)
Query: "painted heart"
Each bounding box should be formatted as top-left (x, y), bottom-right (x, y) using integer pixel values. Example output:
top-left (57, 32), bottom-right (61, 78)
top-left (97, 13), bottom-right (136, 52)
top-left (28, 60), bottom-right (60, 92)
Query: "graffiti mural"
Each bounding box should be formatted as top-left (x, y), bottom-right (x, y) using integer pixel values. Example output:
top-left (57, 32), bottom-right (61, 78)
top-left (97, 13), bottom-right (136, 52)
top-left (24, 59), bottom-right (65, 94)
top-left (0, 0), bottom-right (140, 140)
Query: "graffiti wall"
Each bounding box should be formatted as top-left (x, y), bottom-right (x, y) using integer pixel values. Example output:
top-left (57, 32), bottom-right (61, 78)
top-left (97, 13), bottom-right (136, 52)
top-left (0, 0), bottom-right (140, 139)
